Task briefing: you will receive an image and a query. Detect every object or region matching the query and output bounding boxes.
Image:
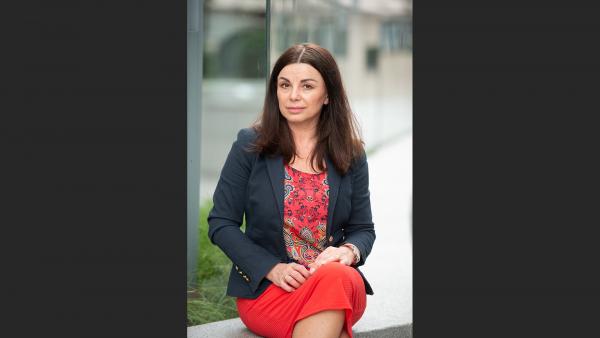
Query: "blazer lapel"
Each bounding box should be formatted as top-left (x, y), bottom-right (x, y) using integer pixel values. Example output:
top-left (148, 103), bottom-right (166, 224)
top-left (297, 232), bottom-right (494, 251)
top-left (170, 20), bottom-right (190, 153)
top-left (266, 155), bottom-right (284, 223)
top-left (325, 156), bottom-right (341, 239)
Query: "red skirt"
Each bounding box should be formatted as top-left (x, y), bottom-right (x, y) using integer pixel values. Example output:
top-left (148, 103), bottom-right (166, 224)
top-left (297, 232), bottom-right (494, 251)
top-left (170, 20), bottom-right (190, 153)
top-left (236, 262), bottom-right (367, 338)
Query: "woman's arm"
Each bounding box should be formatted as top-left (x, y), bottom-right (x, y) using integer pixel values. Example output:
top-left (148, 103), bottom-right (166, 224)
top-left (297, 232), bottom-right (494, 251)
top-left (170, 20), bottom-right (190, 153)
top-left (207, 128), bottom-right (281, 293)
top-left (341, 153), bottom-right (376, 267)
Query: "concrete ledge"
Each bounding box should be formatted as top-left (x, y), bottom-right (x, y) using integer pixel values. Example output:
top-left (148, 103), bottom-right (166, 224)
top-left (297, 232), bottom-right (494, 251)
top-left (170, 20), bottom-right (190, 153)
top-left (355, 323), bottom-right (413, 338)
top-left (187, 318), bottom-right (259, 338)
top-left (187, 317), bottom-right (412, 338)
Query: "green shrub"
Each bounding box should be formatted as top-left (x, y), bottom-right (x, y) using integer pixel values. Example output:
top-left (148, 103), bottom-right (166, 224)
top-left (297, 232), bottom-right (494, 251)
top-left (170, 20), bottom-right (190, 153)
top-left (187, 200), bottom-right (244, 326)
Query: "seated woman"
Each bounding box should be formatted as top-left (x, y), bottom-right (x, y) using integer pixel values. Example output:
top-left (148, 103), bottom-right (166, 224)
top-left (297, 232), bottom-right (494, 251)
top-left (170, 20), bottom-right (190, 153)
top-left (208, 43), bottom-right (375, 338)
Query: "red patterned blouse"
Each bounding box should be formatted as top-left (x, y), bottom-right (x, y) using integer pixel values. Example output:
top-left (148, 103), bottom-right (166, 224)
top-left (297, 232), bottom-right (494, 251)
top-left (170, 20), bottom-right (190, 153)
top-left (283, 163), bottom-right (329, 267)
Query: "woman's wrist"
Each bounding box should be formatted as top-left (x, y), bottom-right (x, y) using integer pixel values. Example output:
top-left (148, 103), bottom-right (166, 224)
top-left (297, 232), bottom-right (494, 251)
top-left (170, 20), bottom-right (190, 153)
top-left (266, 263), bottom-right (283, 282)
top-left (340, 243), bottom-right (360, 265)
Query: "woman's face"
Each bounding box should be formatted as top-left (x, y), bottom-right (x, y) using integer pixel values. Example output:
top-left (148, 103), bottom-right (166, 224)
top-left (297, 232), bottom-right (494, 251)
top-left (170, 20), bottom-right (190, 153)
top-left (277, 63), bottom-right (329, 128)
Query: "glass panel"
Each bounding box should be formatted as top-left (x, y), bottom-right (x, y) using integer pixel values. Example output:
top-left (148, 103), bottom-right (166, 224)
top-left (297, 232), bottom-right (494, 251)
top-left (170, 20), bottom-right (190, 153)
top-left (188, 0), bottom-right (268, 327)
top-left (200, 0), bottom-right (268, 202)
top-left (269, 0), bottom-right (412, 148)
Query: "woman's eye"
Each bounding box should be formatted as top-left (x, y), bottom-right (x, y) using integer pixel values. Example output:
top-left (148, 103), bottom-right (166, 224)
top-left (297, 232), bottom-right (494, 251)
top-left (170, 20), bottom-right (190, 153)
top-left (303, 84), bottom-right (313, 89)
top-left (279, 83), bottom-right (289, 88)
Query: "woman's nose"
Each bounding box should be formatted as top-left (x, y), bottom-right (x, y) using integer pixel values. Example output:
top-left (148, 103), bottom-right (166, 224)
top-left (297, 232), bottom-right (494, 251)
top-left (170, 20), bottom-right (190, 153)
top-left (290, 86), bottom-right (301, 100)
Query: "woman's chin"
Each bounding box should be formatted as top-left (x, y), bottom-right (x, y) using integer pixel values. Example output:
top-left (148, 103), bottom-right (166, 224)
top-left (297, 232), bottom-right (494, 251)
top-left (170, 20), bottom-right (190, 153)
top-left (283, 114), bottom-right (320, 126)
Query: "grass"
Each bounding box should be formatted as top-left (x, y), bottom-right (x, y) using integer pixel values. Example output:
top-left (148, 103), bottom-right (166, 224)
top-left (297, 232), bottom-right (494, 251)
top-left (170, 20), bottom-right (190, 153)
top-left (187, 200), bottom-right (245, 326)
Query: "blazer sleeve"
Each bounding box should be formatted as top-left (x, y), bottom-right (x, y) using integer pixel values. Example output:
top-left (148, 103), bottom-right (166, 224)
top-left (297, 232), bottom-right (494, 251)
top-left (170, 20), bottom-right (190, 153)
top-left (343, 153), bottom-right (376, 267)
top-left (207, 128), bottom-right (281, 293)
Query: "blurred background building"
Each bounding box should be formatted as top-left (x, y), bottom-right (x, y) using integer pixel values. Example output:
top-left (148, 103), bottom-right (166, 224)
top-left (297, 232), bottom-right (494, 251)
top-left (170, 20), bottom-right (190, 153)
top-left (188, 0), bottom-right (412, 302)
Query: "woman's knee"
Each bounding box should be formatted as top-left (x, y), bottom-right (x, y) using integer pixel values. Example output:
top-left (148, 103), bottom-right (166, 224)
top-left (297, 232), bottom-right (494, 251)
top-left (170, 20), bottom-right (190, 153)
top-left (313, 262), bottom-right (359, 282)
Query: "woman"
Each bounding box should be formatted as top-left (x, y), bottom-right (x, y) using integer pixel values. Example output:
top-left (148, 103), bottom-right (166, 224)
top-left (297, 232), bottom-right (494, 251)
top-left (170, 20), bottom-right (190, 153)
top-left (208, 43), bottom-right (375, 338)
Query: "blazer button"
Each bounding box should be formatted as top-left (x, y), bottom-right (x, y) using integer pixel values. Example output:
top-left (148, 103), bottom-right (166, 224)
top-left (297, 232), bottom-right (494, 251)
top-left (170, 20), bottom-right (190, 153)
top-left (329, 235), bottom-right (333, 242)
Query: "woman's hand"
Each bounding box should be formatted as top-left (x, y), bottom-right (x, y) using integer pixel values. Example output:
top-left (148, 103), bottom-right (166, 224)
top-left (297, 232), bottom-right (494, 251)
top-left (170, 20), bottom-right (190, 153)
top-left (266, 262), bottom-right (311, 292)
top-left (308, 246), bottom-right (355, 273)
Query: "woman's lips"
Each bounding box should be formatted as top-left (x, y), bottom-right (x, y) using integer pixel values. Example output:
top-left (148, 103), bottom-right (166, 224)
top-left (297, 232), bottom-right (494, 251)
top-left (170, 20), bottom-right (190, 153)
top-left (287, 107), bottom-right (305, 113)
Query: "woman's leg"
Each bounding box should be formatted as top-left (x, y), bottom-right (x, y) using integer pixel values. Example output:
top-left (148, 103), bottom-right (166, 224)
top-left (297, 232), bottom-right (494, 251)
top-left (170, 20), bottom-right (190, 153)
top-left (292, 309), bottom-right (345, 338)
top-left (339, 328), bottom-right (351, 338)
top-left (292, 263), bottom-right (366, 338)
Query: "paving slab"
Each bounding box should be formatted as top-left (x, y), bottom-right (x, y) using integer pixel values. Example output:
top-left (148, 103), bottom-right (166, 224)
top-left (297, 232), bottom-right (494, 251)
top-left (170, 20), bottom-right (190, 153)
top-left (352, 133), bottom-right (413, 332)
top-left (187, 318), bottom-right (412, 338)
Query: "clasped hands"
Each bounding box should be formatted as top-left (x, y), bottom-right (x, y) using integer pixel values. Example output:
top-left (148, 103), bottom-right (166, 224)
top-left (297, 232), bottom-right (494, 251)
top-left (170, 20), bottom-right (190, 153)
top-left (266, 246), bottom-right (355, 292)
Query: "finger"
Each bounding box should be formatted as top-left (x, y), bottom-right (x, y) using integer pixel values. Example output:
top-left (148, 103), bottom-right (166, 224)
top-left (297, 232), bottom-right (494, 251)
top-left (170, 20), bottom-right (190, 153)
top-left (289, 270), bottom-right (306, 284)
top-left (319, 256), bottom-right (343, 269)
top-left (313, 255), bottom-right (330, 267)
top-left (313, 248), bottom-right (331, 261)
top-left (339, 256), bottom-right (352, 266)
top-left (312, 248), bottom-right (340, 269)
top-left (313, 254), bottom-right (328, 266)
top-left (317, 246), bottom-right (333, 259)
top-left (291, 264), bottom-right (311, 279)
top-left (321, 255), bottom-right (341, 265)
top-left (312, 260), bottom-right (326, 270)
top-left (279, 278), bottom-right (294, 292)
top-left (323, 246), bottom-right (336, 253)
top-left (284, 275), bottom-right (300, 289)
top-left (325, 247), bottom-right (341, 258)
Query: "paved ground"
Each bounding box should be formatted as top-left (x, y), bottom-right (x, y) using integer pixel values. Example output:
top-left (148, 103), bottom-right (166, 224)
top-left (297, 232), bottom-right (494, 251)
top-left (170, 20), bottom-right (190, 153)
top-left (352, 132), bottom-right (413, 333)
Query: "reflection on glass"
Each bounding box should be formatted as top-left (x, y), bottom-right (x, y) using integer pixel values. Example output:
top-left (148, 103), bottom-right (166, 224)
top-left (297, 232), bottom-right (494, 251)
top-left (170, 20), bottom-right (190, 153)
top-left (200, 0), bottom-right (412, 200)
top-left (200, 0), bottom-right (267, 201)
top-left (270, 0), bottom-right (412, 150)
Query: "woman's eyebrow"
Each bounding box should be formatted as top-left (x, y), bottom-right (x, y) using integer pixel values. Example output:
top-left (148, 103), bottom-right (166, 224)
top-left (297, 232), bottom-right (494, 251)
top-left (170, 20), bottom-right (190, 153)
top-left (278, 76), bottom-right (317, 82)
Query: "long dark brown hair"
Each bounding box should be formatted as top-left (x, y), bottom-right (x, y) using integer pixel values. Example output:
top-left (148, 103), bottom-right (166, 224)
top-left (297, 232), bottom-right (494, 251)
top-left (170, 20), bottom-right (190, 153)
top-left (250, 43), bottom-right (364, 176)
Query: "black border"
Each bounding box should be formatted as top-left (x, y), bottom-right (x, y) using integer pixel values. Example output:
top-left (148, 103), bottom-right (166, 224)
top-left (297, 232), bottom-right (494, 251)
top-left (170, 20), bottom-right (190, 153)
top-left (414, 1), bottom-right (599, 337)
top-left (3, 2), bottom-right (186, 337)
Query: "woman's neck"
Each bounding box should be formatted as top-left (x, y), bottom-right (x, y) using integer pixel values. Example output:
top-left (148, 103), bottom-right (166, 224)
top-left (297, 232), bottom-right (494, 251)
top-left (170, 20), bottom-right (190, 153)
top-left (288, 123), bottom-right (317, 149)
top-left (288, 123), bottom-right (318, 162)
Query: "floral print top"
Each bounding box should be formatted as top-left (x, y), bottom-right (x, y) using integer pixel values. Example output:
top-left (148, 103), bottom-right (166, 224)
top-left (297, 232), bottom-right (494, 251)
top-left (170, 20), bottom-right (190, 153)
top-left (283, 163), bottom-right (329, 267)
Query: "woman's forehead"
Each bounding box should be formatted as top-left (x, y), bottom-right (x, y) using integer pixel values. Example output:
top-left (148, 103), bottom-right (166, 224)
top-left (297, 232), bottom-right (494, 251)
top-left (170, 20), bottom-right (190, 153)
top-left (278, 63), bottom-right (323, 81)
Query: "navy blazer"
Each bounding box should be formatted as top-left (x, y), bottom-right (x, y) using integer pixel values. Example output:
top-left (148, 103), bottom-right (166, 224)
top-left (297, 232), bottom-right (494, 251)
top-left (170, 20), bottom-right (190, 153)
top-left (208, 128), bottom-right (375, 299)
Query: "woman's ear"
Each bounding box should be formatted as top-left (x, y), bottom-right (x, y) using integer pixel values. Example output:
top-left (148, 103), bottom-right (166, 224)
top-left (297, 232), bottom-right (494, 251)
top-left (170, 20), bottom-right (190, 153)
top-left (324, 95), bottom-right (329, 105)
